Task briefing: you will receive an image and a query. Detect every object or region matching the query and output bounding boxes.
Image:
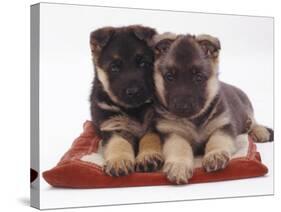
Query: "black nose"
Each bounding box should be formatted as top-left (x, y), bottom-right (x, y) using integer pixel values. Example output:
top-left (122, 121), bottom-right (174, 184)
top-left (126, 86), bottom-right (140, 97)
top-left (173, 99), bottom-right (189, 110)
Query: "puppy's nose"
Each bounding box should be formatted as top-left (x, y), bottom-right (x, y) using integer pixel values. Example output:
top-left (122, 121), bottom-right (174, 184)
top-left (126, 86), bottom-right (140, 97)
top-left (173, 99), bottom-right (189, 110)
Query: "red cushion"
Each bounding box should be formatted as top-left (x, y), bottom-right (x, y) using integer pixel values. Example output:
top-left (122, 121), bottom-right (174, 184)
top-left (43, 121), bottom-right (268, 188)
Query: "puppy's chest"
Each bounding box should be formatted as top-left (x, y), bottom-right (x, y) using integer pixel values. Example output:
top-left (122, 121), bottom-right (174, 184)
top-left (156, 112), bottom-right (229, 143)
top-left (100, 103), bottom-right (155, 138)
top-left (124, 105), bottom-right (152, 124)
top-left (157, 118), bottom-right (205, 142)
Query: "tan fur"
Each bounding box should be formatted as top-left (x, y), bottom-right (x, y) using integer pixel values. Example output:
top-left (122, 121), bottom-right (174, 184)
top-left (211, 58), bottom-right (220, 74)
top-left (91, 55), bottom-right (98, 64)
top-left (190, 74), bottom-right (219, 119)
top-left (201, 111), bottom-right (231, 139)
top-left (196, 34), bottom-right (220, 60)
top-left (196, 34), bottom-right (220, 49)
top-left (189, 35), bottom-right (220, 119)
top-left (152, 32), bottom-right (177, 44)
top-left (103, 134), bottom-right (135, 176)
top-left (138, 133), bottom-right (162, 153)
top-left (248, 115), bottom-right (272, 142)
top-left (157, 118), bottom-right (198, 142)
top-left (202, 131), bottom-right (236, 172)
top-left (156, 110), bottom-right (230, 144)
top-left (250, 124), bottom-right (271, 143)
top-left (112, 54), bottom-right (120, 59)
top-left (244, 116), bottom-right (253, 133)
top-left (135, 133), bottom-right (164, 171)
top-left (96, 67), bottom-right (132, 108)
top-left (100, 115), bottom-right (143, 137)
top-left (163, 133), bottom-right (194, 184)
top-left (96, 101), bottom-right (120, 112)
top-left (96, 67), bottom-right (119, 104)
top-left (154, 68), bottom-right (167, 106)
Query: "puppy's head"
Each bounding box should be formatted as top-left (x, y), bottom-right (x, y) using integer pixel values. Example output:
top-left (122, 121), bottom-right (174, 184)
top-left (153, 33), bottom-right (221, 117)
top-left (90, 25), bottom-right (156, 108)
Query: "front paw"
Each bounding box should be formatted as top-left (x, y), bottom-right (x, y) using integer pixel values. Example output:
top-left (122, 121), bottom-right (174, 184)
top-left (202, 150), bottom-right (230, 172)
top-left (103, 155), bottom-right (135, 177)
top-left (163, 160), bottom-right (193, 184)
top-left (135, 151), bottom-right (164, 172)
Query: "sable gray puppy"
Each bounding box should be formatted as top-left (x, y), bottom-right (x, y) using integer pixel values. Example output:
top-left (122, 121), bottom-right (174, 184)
top-left (151, 33), bottom-right (273, 184)
top-left (90, 25), bottom-right (163, 177)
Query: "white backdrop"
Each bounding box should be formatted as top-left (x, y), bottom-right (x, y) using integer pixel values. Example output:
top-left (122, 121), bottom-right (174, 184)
top-left (2, 0), bottom-right (280, 211)
top-left (37, 3), bottom-right (274, 209)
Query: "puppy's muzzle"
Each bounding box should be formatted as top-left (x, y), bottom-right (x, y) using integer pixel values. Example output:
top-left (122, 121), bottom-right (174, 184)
top-left (126, 86), bottom-right (141, 97)
top-left (173, 99), bottom-right (190, 110)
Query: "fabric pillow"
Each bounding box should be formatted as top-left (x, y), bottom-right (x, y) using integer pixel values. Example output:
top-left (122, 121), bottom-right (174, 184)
top-left (43, 121), bottom-right (268, 188)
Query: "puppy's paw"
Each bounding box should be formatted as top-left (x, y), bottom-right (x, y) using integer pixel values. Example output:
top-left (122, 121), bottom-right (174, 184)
top-left (163, 160), bottom-right (193, 184)
top-left (135, 151), bottom-right (164, 172)
top-left (103, 155), bottom-right (135, 177)
top-left (250, 125), bottom-right (274, 142)
top-left (202, 150), bottom-right (230, 172)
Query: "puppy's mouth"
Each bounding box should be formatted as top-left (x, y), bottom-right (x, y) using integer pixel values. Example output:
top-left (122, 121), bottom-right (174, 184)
top-left (168, 101), bottom-right (199, 118)
top-left (170, 108), bottom-right (194, 117)
top-left (115, 85), bottom-right (153, 108)
top-left (121, 95), bottom-right (153, 108)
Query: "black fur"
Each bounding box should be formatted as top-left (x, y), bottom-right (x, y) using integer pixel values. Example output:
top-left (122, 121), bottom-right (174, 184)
top-left (89, 25), bottom-right (157, 150)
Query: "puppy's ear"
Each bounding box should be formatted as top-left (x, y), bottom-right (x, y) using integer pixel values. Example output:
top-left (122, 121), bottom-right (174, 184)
top-left (154, 39), bottom-right (174, 57)
top-left (151, 32), bottom-right (177, 58)
top-left (131, 25), bottom-right (157, 43)
top-left (196, 34), bottom-right (221, 58)
top-left (90, 27), bottom-right (115, 52)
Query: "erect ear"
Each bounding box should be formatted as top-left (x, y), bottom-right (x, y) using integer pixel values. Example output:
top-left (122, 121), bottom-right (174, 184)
top-left (153, 39), bottom-right (174, 57)
top-left (131, 25), bottom-right (157, 43)
top-left (151, 32), bottom-right (177, 58)
top-left (196, 34), bottom-right (221, 58)
top-left (90, 27), bottom-right (115, 52)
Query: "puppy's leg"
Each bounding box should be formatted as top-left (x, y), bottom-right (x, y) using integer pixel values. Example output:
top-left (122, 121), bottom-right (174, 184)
top-left (244, 115), bottom-right (273, 142)
top-left (249, 124), bottom-right (274, 142)
top-left (103, 134), bottom-right (135, 176)
top-left (135, 133), bottom-right (164, 172)
top-left (163, 133), bottom-right (194, 184)
top-left (202, 130), bottom-right (236, 172)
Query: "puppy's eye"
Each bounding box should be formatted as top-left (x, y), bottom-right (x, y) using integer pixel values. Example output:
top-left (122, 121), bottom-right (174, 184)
top-left (165, 72), bottom-right (175, 82)
top-left (191, 67), bottom-right (205, 83)
top-left (136, 55), bottom-right (151, 69)
top-left (194, 73), bottom-right (205, 83)
top-left (139, 61), bottom-right (149, 68)
top-left (111, 64), bottom-right (119, 72)
top-left (191, 67), bottom-right (199, 74)
top-left (195, 73), bottom-right (203, 82)
top-left (110, 62), bottom-right (121, 72)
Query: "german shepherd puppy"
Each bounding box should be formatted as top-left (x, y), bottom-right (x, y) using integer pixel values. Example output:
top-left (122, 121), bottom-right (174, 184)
top-left (90, 25), bottom-right (163, 177)
top-left (152, 33), bottom-right (274, 184)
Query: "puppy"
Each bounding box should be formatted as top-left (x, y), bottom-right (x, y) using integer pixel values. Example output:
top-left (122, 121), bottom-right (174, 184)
top-left (152, 33), bottom-right (274, 184)
top-left (89, 25), bottom-right (163, 176)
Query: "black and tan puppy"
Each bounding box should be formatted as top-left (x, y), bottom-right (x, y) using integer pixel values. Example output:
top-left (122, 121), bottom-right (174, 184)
top-left (152, 33), bottom-right (273, 184)
top-left (90, 25), bottom-right (163, 177)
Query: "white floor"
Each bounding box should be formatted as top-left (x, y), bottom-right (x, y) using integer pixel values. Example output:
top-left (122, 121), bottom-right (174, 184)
top-left (37, 142), bottom-right (274, 210)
